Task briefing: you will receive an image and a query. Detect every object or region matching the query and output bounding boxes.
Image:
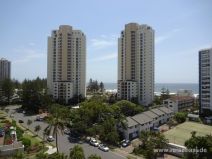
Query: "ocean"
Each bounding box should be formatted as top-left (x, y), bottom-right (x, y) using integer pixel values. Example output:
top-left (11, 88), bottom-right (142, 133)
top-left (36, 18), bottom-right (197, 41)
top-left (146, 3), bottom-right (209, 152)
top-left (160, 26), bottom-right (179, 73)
top-left (104, 83), bottom-right (199, 94)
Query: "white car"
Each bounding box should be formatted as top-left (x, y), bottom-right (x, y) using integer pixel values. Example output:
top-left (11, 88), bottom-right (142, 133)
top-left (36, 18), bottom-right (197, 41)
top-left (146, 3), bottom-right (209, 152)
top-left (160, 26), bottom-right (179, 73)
top-left (90, 139), bottom-right (99, 147)
top-left (47, 136), bottom-right (54, 142)
top-left (98, 144), bottom-right (109, 152)
top-left (64, 128), bottom-right (70, 135)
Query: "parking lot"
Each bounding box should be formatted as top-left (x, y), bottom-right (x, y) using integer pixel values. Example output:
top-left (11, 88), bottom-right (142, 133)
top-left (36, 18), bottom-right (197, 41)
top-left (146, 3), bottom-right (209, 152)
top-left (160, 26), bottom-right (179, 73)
top-left (6, 105), bottom-right (126, 159)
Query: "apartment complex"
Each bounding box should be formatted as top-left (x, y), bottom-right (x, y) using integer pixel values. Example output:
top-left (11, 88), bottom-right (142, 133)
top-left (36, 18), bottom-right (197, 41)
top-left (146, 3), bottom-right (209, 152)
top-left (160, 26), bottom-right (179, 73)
top-left (121, 106), bottom-right (173, 140)
top-left (0, 58), bottom-right (11, 82)
top-left (199, 48), bottom-right (212, 116)
top-left (163, 96), bottom-right (194, 113)
top-left (47, 25), bottom-right (86, 103)
top-left (118, 23), bottom-right (154, 106)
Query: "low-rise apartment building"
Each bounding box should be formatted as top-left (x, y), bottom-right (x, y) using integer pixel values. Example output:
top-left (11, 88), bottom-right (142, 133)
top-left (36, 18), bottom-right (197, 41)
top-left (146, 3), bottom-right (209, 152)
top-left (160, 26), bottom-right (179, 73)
top-left (121, 106), bottom-right (173, 140)
top-left (163, 96), bottom-right (194, 113)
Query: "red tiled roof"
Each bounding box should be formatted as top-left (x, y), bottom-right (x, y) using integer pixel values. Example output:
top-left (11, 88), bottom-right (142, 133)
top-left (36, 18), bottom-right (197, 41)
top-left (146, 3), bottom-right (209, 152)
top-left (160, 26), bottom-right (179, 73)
top-left (170, 96), bottom-right (194, 102)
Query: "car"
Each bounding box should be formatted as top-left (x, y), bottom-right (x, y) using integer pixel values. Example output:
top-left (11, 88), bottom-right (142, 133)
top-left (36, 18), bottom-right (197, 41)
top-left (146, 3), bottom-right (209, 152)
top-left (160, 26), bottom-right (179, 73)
top-left (0, 129), bottom-right (5, 137)
top-left (18, 120), bottom-right (24, 123)
top-left (35, 115), bottom-right (44, 121)
top-left (86, 136), bottom-right (92, 143)
top-left (64, 128), bottom-right (70, 135)
top-left (121, 139), bottom-right (130, 147)
top-left (98, 144), bottom-right (109, 152)
top-left (47, 136), bottom-right (54, 142)
top-left (90, 138), bottom-right (99, 147)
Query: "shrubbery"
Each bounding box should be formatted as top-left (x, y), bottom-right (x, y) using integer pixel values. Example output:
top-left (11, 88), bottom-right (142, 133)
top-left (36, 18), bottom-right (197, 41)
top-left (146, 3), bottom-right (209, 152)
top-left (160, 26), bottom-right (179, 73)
top-left (21, 137), bottom-right (31, 150)
top-left (174, 112), bottom-right (187, 123)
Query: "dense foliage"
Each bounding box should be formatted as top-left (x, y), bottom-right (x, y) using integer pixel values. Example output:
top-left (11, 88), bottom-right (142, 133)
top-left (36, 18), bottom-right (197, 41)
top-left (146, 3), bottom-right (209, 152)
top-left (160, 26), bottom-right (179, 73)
top-left (134, 131), bottom-right (168, 159)
top-left (174, 112), bottom-right (187, 123)
top-left (87, 78), bottom-right (104, 93)
top-left (184, 131), bottom-right (212, 159)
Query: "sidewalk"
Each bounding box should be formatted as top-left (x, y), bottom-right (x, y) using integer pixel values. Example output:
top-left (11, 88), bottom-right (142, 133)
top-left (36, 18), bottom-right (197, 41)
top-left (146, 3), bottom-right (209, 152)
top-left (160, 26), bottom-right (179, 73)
top-left (114, 148), bottom-right (144, 159)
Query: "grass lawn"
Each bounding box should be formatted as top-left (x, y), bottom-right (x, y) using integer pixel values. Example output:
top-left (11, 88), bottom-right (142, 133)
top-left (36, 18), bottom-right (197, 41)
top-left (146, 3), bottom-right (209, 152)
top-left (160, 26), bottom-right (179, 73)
top-left (164, 121), bottom-right (212, 146)
top-left (23, 133), bottom-right (42, 145)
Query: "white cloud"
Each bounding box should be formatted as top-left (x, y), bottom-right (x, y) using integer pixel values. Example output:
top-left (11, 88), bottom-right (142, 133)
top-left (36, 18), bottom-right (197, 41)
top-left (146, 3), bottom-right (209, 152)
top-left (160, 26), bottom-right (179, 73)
top-left (155, 28), bottom-right (181, 44)
top-left (89, 53), bottom-right (117, 62)
top-left (89, 34), bottom-right (118, 49)
top-left (12, 47), bottom-right (46, 63)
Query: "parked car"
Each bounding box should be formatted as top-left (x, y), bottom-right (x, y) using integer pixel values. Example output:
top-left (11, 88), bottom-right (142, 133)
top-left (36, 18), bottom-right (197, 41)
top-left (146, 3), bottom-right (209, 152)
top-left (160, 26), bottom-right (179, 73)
top-left (35, 115), bottom-right (44, 121)
top-left (90, 138), bottom-right (99, 147)
top-left (64, 128), bottom-right (70, 135)
top-left (0, 129), bottom-right (5, 137)
top-left (18, 120), bottom-right (24, 123)
top-left (86, 136), bottom-right (92, 143)
top-left (98, 144), bottom-right (109, 152)
top-left (121, 139), bottom-right (130, 147)
top-left (47, 136), bottom-right (54, 142)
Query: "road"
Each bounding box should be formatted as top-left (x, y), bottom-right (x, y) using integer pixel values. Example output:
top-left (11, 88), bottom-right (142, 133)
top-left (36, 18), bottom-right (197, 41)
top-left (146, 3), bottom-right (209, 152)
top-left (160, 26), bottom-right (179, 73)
top-left (6, 105), bottom-right (126, 159)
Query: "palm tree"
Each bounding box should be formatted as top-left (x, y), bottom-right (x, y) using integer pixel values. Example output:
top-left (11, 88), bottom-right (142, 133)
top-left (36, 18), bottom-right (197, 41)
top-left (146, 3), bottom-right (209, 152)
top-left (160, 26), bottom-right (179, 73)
top-left (34, 125), bottom-right (41, 136)
top-left (27, 119), bottom-right (32, 130)
top-left (69, 145), bottom-right (85, 159)
top-left (44, 104), bottom-right (68, 153)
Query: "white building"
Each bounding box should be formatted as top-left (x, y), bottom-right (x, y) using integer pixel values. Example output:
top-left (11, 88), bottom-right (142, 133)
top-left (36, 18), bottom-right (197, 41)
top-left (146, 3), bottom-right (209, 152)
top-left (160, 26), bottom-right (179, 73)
top-left (47, 25), bottom-right (86, 103)
top-left (199, 48), bottom-right (212, 116)
top-left (118, 23), bottom-right (154, 106)
top-left (163, 96), bottom-right (194, 113)
top-left (0, 58), bottom-right (11, 82)
top-left (121, 106), bottom-right (173, 140)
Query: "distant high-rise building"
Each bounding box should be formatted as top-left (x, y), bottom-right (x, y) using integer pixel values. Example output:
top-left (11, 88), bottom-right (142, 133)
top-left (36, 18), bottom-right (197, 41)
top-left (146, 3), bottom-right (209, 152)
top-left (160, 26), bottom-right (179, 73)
top-left (117, 23), bottom-right (154, 106)
top-left (47, 25), bottom-right (86, 103)
top-left (0, 58), bottom-right (11, 82)
top-left (199, 48), bottom-right (212, 116)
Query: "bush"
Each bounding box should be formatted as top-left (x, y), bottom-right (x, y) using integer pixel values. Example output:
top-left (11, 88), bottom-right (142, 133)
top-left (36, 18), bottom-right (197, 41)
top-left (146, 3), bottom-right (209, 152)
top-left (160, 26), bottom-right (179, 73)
top-left (21, 137), bottom-right (31, 149)
top-left (16, 126), bottom-right (24, 140)
top-left (174, 112), bottom-right (187, 123)
top-left (12, 119), bottom-right (16, 126)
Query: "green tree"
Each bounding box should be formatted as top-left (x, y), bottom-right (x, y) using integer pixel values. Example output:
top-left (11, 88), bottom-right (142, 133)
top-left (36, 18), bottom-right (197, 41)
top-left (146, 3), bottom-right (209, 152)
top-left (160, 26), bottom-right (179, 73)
top-left (160, 87), bottom-right (170, 101)
top-left (99, 117), bottom-right (120, 145)
top-left (69, 145), bottom-right (85, 159)
top-left (34, 125), bottom-right (41, 136)
top-left (45, 104), bottom-right (68, 153)
top-left (184, 132), bottom-right (212, 159)
top-left (113, 100), bottom-right (144, 116)
top-left (27, 119), bottom-right (32, 130)
top-left (21, 137), bottom-right (31, 150)
top-left (174, 112), bottom-right (187, 123)
top-left (88, 154), bottom-right (102, 159)
top-left (12, 151), bottom-right (25, 159)
top-left (99, 82), bottom-right (104, 92)
top-left (35, 152), bottom-right (48, 159)
top-left (153, 95), bottom-right (162, 105)
top-left (1, 78), bottom-right (14, 104)
top-left (21, 78), bottom-right (47, 113)
top-left (134, 132), bottom-right (168, 159)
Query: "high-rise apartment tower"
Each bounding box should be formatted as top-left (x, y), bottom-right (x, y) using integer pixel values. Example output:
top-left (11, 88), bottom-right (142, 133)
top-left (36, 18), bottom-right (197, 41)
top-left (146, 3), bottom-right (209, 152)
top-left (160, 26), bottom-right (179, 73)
top-left (118, 23), bottom-right (154, 106)
top-left (199, 48), bottom-right (212, 116)
top-left (47, 25), bottom-right (86, 103)
top-left (0, 58), bottom-right (11, 82)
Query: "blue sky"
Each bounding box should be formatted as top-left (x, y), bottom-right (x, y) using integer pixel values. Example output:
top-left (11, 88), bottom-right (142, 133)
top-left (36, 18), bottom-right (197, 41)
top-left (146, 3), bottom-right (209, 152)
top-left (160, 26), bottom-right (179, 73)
top-left (0, 0), bottom-right (211, 83)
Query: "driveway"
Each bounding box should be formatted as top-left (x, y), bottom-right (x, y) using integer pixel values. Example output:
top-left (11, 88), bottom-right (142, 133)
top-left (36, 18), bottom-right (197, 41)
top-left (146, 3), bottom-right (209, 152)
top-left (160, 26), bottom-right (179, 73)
top-left (6, 105), bottom-right (126, 159)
